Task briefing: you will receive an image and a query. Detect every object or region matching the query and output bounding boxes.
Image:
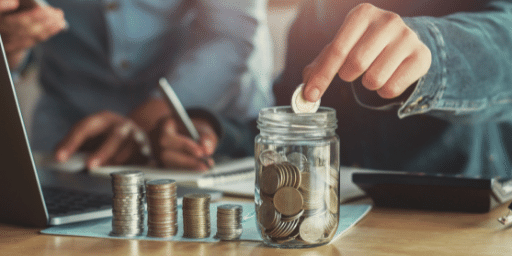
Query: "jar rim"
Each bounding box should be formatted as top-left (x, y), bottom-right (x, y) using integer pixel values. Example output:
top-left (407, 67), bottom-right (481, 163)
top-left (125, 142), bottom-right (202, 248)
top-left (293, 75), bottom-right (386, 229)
top-left (257, 106), bottom-right (337, 133)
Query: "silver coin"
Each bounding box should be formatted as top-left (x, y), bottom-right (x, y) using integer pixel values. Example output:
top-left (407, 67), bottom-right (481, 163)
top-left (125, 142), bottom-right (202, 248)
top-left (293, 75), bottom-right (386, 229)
top-left (259, 149), bottom-right (286, 167)
top-left (291, 83), bottom-right (320, 114)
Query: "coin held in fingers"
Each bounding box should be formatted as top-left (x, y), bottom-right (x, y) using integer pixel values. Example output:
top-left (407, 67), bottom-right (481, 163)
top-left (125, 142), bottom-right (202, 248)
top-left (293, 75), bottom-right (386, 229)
top-left (291, 83), bottom-right (321, 114)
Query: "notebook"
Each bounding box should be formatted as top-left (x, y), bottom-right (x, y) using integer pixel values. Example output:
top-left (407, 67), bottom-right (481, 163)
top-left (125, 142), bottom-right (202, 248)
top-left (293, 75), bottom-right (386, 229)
top-left (47, 155), bottom-right (259, 197)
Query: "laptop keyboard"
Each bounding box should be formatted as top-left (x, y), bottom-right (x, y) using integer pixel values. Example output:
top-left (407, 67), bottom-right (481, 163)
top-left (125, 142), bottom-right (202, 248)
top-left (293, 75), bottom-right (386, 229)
top-left (42, 187), bottom-right (112, 216)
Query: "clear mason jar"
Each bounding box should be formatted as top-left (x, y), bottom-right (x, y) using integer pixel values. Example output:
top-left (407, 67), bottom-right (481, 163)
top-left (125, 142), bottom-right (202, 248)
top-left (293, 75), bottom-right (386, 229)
top-left (254, 106), bottom-right (340, 248)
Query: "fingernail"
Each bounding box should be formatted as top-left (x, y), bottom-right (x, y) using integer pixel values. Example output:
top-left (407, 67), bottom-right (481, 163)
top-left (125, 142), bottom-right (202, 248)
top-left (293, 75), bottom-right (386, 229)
top-left (57, 150), bottom-right (68, 162)
top-left (89, 159), bottom-right (100, 169)
top-left (308, 87), bottom-right (320, 102)
top-left (0, 1), bottom-right (17, 9)
top-left (195, 149), bottom-right (205, 158)
top-left (203, 139), bottom-right (214, 155)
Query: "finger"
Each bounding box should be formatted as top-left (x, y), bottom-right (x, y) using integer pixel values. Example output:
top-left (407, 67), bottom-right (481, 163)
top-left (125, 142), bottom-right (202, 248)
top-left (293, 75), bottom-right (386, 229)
top-left (302, 45), bottom-right (330, 84)
top-left (338, 12), bottom-right (403, 83)
top-left (160, 119), bottom-right (203, 157)
top-left (165, 134), bottom-right (204, 158)
top-left (55, 112), bottom-right (122, 162)
top-left (361, 30), bottom-right (416, 91)
top-left (303, 3), bottom-right (375, 102)
top-left (0, 0), bottom-right (19, 12)
top-left (87, 121), bottom-right (134, 169)
top-left (160, 150), bottom-right (208, 171)
top-left (25, 7), bottom-right (66, 38)
top-left (195, 121), bottom-right (218, 156)
top-left (377, 47), bottom-right (431, 99)
top-left (2, 9), bottom-right (66, 51)
top-left (110, 142), bottom-right (136, 166)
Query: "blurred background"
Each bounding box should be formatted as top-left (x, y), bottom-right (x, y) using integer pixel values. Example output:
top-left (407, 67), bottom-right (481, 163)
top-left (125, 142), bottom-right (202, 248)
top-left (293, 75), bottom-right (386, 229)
top-left (13, 1), bottom-right (301, 140)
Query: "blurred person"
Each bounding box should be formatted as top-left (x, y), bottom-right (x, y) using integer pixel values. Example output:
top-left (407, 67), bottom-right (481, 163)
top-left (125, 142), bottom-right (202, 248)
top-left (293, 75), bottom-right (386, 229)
top-left (274, 0), bottom-right (512, 177)
top-left (1, 0), bottom-right (274, 170)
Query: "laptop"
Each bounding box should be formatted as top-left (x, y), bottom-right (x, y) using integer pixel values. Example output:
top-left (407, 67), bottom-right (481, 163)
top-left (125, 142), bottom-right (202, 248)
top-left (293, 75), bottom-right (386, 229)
top-left (0, 37), bottom-right (222, 227)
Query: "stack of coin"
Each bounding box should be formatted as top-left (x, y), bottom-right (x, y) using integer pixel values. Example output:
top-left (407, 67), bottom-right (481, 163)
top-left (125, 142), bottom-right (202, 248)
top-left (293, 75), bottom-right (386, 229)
top-left (182, 193), bottom-right (211, 238)
top-left (256, 148), bottom-right (340, 245)
top-left (146, 179), bottom-right (178, 238)
top-left (215, 204), bottom-right (243, 240)
top-left (110, 170), bottom-right (145, 237)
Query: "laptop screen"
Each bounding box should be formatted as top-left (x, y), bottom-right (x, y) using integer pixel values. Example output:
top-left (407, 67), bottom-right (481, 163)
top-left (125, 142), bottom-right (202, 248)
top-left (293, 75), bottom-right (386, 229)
top-left (0, 35), bottom-right (49, 227)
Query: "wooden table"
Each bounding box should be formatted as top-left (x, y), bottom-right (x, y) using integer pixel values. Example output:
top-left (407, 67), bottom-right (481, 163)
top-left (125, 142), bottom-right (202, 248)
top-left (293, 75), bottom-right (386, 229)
top-left (1, 198), bottom-right (512, 256)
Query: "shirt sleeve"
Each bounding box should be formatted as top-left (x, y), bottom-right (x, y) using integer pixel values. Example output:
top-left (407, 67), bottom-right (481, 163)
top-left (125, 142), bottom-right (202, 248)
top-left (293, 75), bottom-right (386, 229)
top-left (398, 0), bottom-right (512, 124)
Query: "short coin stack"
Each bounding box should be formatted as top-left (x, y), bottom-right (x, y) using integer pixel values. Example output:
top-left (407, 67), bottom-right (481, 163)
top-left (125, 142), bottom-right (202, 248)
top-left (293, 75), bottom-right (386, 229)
top-left (182, 193), bottom-right (211, 238)
top-left (110, 170), bottom-right (145, 237)
top-left (146, 179), bottom-right (178, 238)
top-left (216, 204), bottom-right (243, 240)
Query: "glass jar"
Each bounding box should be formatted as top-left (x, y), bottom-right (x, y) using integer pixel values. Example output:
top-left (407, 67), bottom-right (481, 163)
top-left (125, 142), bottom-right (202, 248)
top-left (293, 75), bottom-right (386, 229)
top-left (254, 106), bottom-right (340, 248)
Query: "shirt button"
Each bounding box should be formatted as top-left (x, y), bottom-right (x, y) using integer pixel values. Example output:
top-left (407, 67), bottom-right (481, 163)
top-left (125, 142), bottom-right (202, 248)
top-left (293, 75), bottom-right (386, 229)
top-left (120, 60), bottom-right (130, 70)
top-left (106, 2), bottom-right (119, 11)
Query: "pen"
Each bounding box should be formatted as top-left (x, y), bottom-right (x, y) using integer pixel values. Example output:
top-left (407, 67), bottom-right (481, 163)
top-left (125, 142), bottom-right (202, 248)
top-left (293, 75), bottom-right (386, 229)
top-left (158, 77), bottom-right (211, 168)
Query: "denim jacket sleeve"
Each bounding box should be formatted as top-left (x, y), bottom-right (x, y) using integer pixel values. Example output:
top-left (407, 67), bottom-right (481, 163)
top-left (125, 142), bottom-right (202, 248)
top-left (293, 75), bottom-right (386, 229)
top-left (396, 0), bottom-right (512, 124)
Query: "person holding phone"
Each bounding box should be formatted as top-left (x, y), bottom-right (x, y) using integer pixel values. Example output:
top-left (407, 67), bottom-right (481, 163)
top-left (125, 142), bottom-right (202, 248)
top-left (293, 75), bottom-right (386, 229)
top-left (1, 0), bottom-right (274, 170)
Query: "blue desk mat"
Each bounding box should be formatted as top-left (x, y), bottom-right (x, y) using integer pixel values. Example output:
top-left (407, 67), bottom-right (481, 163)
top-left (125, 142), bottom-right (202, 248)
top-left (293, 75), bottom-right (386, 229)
top-left (41, 202), bottom-right (371, 243)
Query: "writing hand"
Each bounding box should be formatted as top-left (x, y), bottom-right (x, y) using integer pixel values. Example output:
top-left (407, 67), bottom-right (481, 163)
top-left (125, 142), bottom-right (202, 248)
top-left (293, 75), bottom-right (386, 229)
top-left (302, 3), bottom-right (431, 102)
top-left (150, 116), bottom-right (217, 171)
top-left (54, 111), bottom-right (151, 169)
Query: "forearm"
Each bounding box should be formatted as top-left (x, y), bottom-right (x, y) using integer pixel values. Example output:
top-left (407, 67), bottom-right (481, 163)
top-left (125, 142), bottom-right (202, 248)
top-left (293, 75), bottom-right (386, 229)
top-left (400, 0), bottom-right (512, 123)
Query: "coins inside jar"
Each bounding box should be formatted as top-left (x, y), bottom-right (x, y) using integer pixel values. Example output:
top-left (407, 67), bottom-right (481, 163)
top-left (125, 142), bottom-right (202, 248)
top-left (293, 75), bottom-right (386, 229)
top-left (257, 149), bottom-right (339, 245)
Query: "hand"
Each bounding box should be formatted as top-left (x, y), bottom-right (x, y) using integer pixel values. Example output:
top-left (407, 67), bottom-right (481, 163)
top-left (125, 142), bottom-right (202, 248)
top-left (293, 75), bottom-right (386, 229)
top-left (150, 116), bottom-right (218, 171)
top-left (302, 3), bottom-right (431, 101)
top-left (0, 0), bottom-right (67, 68)
top-left (54, 111), bottom-right (152, 169)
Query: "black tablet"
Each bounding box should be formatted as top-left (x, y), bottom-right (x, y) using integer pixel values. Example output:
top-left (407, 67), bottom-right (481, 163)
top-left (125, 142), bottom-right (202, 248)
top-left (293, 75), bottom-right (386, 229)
top-left (352, 172), bottom-right (512, 213)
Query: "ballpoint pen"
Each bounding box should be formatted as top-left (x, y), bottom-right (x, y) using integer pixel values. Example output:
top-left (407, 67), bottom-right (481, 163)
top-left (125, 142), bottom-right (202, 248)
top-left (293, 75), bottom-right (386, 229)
top-left (158, 78), bottom-right (211, 168)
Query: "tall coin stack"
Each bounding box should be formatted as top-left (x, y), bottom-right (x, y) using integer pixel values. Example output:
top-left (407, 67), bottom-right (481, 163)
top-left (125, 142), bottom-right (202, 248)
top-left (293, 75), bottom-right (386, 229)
top-left (110, 170), bottom-right (145, 237)
top-left (216, 204), bottom-right (243, 240)
top-left (182, 193), bottom-right (211, 238)
top-left (146, 179), bottom-right (178, 238)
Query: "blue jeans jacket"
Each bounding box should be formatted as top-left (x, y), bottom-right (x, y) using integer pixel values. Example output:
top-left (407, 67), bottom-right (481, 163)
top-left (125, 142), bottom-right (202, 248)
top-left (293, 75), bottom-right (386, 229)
top-left (274, 0), bottom-right (512, 178)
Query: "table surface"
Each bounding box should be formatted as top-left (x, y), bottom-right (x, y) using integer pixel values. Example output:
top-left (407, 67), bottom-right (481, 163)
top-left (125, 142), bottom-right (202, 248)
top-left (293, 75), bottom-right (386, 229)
top-left (2, 197), bottom-right (512, 256)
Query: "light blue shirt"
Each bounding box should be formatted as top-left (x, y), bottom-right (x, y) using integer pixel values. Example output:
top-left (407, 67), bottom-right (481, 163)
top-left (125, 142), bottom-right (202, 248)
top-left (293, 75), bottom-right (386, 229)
top-left (30, 0), bottom-right (274, 152)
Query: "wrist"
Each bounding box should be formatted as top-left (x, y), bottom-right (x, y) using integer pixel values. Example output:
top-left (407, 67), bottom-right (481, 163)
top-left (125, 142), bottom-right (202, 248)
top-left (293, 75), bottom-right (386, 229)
top-left (7, 50), bottom-right (29, 70)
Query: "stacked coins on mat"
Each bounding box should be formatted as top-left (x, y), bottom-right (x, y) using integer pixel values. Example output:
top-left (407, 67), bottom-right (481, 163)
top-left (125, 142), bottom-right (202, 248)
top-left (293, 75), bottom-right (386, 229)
top-left (216, 204), bottom-right (243, 240)
top-left (146, 179), bottom-right (178, 237)
top-left (182, 193), bottom-right (211, 238)
top-left (110, 170), bottom-right (146, 237)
